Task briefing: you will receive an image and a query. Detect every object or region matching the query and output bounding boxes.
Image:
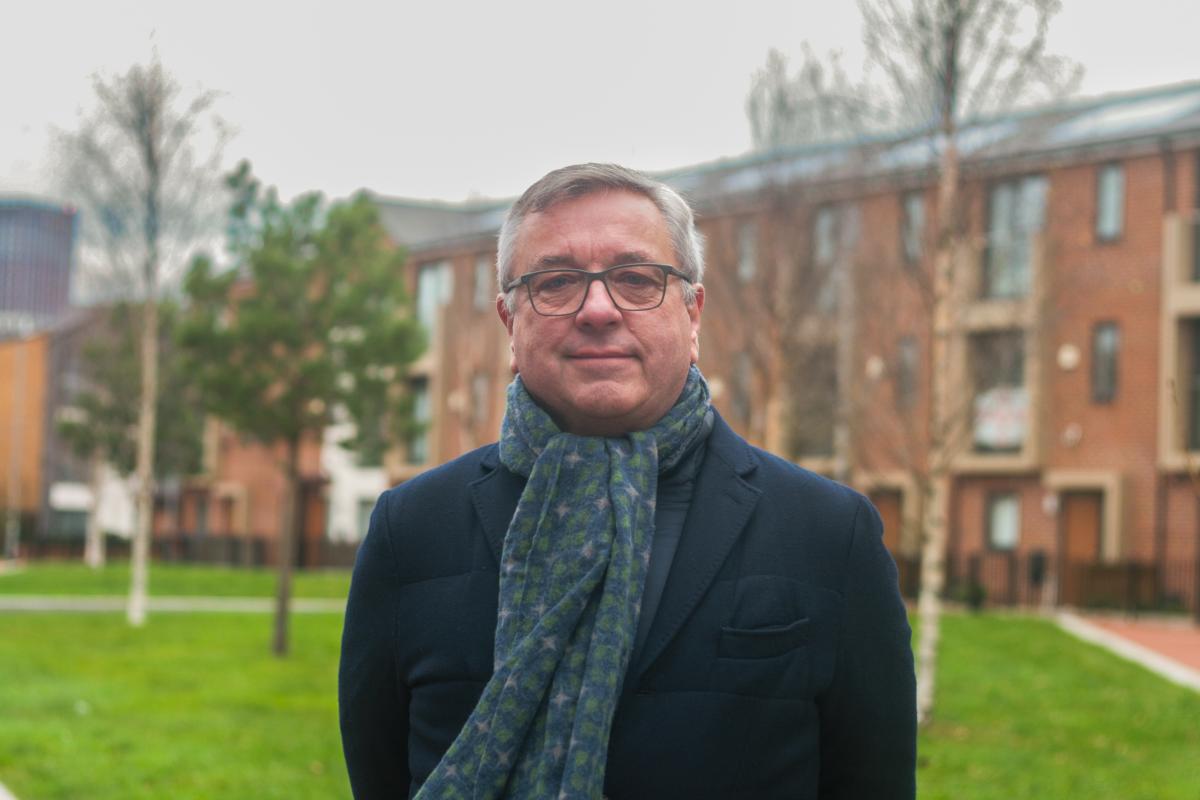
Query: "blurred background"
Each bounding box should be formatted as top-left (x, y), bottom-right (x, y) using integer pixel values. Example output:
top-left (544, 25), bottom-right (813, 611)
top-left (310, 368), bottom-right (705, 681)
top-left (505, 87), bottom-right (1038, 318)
top-left (1, 1), bottom-right (1198, 798)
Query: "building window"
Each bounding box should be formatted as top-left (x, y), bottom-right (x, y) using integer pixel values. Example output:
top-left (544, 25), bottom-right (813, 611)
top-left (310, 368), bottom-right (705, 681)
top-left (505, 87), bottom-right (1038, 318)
top-left (407, 378), bottom-right (430, 465)
top-left (1194, 154), bottom-right (1200, 280)
top-left (471, 372), bottom-right (490, 430)
top-left (984, 176), bottom-right (1047, 299)
top-left (416, 261), bottom-right (454, 333)
top-left (986, 493), bottom-right (1020, 551)
top-left (814, 206), bottom-right (838, 267)
top-left (473, 255), bottom-right (494, 310)
top-left (1189, 321), bottom-right (1200, 450)
top-left (1095, 163), bottom-right (1124, 242)
top-left (813, 206), bottom-right (839, 311)
top-left (971, 331), bottom-right (1026, 453)
top-left (896, 336), bottom-right (918, 410)
top-left (731, 352), bottom-right (752, 425)
top-left (901, 191), bottom-right (925, 265)
top-left (356, 497), bottom-right (376, 541)
top-left (1091, 322), bottom-right (1119, 404)
top-left (356, 414), bottom-right (386, 468)
top-left (789, 344), bottom-right (837, 458)
top-left (736, 221), bottom-right (757, 283)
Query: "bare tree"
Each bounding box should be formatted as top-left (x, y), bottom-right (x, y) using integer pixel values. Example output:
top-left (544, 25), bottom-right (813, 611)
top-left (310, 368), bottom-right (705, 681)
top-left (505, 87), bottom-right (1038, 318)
top-left (747, 47), bottom-right (886, 151)
top-left (744, 0), bottom-right (1079, 724)
top-left (702, 176), bottom-right (853, 474)
top-left (857, 0), bottom-right (1078, 725)
top-left (57, 54), bottom-right (225, 625)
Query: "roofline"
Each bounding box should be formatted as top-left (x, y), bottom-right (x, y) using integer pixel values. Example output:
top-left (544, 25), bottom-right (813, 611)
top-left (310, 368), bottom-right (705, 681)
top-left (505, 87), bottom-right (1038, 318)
top-left (0, 195), bottom-right (78, 215)
top-left (364, 189), bottom-right (509, 214)
top-left (656, 79), bottom-right (1200, 184)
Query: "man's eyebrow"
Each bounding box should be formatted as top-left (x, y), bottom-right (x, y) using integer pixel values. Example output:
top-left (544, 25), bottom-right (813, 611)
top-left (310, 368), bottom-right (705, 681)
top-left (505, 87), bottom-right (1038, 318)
top-left (612, 251), bottom-right (655, 265)
top-left (532, 254), bottom-right (578, 269)
top-left (530, 251), bottom-right (656, 270)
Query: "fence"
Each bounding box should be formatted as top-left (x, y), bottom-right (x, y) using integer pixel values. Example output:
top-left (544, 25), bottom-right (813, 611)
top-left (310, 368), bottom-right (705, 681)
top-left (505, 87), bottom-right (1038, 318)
top-left (939, 551), bottom-right (1197, 615)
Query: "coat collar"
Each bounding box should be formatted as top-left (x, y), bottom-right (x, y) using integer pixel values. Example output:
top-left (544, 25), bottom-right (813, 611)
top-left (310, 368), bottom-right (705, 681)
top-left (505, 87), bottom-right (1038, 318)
top-left (469, 410), bottom-right (762, 682)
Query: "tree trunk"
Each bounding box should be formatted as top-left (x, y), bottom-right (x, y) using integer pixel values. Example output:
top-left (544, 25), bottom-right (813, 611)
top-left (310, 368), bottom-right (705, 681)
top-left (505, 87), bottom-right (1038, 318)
top-left (128, 295), bottom-right (158, 626)
top-left (916, 13), bottom-right (963, 724)
top-left (84, 450), bottom-right (106, 569)
top-left (273, 436), bottom-right (300, 656)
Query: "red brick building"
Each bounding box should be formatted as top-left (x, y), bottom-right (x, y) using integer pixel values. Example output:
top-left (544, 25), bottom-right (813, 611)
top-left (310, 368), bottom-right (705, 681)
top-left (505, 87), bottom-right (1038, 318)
top-left (377, 82), bottom-right (1200, 614)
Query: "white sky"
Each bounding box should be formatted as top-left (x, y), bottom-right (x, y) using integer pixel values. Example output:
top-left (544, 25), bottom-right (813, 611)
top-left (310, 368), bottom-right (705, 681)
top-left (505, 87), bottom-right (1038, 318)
top-left (2, 0), bottom-right (1197, 204)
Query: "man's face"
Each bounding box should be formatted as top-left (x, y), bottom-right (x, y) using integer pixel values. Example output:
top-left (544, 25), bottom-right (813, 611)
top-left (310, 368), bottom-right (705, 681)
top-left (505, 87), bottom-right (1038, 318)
top-left (497, 189), bottom-right (704, 436)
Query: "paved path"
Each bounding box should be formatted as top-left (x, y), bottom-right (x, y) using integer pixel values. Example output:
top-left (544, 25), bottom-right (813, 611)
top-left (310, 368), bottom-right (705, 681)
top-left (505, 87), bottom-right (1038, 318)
top-left (0, 595), bottom-right (345, 613)
top-left (1058, 611), bottom-right (1200, 693)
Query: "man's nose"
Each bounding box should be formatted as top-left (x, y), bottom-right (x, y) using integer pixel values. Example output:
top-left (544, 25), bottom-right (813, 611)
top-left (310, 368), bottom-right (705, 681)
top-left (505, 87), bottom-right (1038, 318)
top-left (574, 277), bottom-right (622, 325)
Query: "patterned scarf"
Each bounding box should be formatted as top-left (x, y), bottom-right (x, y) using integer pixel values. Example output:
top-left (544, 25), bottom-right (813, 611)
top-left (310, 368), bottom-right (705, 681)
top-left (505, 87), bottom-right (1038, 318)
top-left (416, 366), bottom-right (711, 800)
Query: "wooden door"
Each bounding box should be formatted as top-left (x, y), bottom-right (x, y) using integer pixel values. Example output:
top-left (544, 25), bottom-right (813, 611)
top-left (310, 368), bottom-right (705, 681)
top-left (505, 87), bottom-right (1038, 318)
top-left (1061, 491), bottom-right (1102, 606)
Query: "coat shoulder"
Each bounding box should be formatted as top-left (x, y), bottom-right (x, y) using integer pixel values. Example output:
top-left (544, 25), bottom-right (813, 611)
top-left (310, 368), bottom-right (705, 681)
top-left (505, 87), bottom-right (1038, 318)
top-left (379, 443), bottom-right (497, 508)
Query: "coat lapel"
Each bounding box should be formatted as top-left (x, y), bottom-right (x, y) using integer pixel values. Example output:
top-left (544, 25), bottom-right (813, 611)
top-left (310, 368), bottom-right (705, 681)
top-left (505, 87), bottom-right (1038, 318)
top-left (468, 445), bottom-right (523, 567)
top-left (630, 413), bottom-right (761, 682)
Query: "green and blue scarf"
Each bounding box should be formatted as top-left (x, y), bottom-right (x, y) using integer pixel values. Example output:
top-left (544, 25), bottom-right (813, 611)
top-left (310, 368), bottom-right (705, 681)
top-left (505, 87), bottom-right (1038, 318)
top-left (416, 365), bottom-right (711, 799)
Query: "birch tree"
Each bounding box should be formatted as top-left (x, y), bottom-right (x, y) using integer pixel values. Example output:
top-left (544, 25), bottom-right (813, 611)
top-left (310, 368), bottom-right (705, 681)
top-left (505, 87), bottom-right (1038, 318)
top-left (746, 0), bottom-right (1078, 724)
top-left (57, 303), bottom-right (204, 568)
top-left (860, 0), bottom-right (1078, 725)
top-left (57, 55), bottom-right (225, 624)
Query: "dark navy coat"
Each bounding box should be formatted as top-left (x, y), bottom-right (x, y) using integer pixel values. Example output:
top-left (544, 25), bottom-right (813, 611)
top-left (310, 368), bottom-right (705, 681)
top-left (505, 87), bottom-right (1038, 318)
top-left (339, 413), bottom-right (916, 799)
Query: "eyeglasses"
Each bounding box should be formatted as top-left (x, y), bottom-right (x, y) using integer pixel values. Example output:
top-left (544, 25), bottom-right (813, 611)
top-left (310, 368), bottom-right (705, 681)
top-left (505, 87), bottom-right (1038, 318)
top-left (503, 263), bottom-right (692, 317)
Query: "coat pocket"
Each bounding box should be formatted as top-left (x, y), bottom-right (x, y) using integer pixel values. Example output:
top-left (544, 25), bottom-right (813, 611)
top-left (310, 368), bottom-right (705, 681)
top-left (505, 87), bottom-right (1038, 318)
top-left (718, 616), bottom-right (810, 659)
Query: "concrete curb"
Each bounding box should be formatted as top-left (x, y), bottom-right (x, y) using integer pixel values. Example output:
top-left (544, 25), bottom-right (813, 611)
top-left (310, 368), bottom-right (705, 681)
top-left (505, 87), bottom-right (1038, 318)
top-left (0, 595), bottom-right (345, 614)
top-left (1057, 611), bottom-right (1200, 693)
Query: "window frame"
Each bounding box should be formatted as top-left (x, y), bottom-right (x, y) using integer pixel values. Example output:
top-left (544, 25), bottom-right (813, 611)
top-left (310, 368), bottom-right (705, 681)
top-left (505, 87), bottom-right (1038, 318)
top-left (406, 378), bottom-right (430, 466)
top-left (985, 492), bottom-right (1021, 552)
top-left (1095, 162), bottom-right (1125, 243)
top-left (736, 219), bottom-right (758, 283)
top-left (896, 335), bottom-right (918, 410)
top-left (1090, 321), bottom-right (1119, 405)
top-left (901, 191), bottom-right (925, 266)
top-left (473, 254), bottom-right (495, 311)
top-left (983, 175), bottom-right (1047, 300)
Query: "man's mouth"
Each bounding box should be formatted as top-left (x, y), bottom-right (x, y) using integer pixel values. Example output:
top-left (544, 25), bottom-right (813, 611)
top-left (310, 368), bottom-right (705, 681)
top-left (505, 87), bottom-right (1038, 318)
top-left (569, 350), bottom-right (634, 360)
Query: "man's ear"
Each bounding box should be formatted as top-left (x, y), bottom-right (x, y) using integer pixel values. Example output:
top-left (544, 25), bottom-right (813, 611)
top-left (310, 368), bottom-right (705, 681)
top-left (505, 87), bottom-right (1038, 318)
top-left (497, 293), bottom-right (518, 374)
top-left (688, 284), bottom-right (704, 364)
top-left (497, 293), bottom-right (514, 334)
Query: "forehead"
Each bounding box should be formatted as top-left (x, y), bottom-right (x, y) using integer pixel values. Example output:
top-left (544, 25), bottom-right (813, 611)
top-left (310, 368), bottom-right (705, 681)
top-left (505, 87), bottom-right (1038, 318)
top-left (513, 189), bottom-right (673, 273)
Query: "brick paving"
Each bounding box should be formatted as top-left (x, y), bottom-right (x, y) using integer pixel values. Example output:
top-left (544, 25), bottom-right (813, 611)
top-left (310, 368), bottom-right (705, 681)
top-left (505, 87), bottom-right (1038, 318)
top-left (1058, 611), bottom-right (1200, 693)
top-left (1087, 616), bottom-right (1200, 672)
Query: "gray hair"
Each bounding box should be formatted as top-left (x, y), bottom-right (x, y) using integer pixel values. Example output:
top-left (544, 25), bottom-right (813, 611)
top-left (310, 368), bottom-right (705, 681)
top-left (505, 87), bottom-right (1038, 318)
top-left (497, 163), bottom-right (705, 313)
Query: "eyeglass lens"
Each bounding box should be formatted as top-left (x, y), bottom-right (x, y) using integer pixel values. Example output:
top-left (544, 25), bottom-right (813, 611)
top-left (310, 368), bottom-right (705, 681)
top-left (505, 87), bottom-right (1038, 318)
top-left (528, 265), bottom-right (667, 314)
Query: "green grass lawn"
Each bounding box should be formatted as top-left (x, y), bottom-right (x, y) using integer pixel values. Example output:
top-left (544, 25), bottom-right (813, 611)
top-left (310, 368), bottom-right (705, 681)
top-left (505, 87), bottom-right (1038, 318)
top-left (0, 612), bottom-right (349, 800)
top-left (916, 614), bottom-right (1200, 800)
top-left (0, 562), bottom-right (350, 599)
top-left (0, 597), bottom-right (1197, 799)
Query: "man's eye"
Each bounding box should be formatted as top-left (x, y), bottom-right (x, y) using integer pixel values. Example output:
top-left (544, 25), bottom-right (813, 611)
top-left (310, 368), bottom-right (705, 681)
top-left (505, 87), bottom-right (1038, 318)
top-left (613, 270), bottom-right (659, 288)
top-left (534, 274), bottom-right (580, 293)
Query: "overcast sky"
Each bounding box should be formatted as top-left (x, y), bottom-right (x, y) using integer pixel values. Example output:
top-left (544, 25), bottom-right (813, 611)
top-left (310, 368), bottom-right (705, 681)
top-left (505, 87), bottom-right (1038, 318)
top-left (2, 0), bottom-right (1197, 204)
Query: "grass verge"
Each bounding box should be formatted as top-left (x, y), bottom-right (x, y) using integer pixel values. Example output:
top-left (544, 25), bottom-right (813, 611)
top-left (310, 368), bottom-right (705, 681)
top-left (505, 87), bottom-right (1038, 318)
top-left (0, 562), bottom-right (350, 599)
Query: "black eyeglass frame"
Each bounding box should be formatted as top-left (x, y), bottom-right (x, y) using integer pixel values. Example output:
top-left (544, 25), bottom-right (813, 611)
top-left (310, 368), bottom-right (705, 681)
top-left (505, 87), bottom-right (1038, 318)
top-left (502, 262), bottom-right (693, 317)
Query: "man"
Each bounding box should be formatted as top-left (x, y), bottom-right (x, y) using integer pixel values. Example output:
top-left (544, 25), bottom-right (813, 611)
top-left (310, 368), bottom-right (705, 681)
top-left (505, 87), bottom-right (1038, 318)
top-left (339, 163), bottom-right (916, 799)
